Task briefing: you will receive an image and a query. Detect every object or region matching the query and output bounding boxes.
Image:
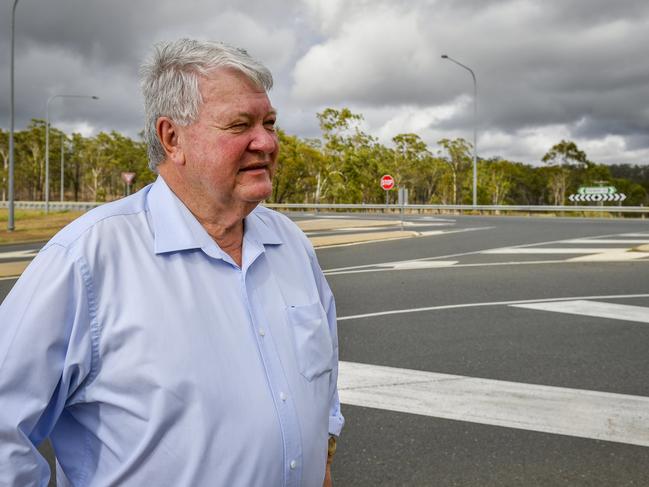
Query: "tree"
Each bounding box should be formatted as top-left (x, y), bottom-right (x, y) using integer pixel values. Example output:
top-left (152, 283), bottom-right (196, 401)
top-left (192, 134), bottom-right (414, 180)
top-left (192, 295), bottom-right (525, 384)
top-left (437, 138), bottom-right (473, 204)
top-left (479, 158), bottom-right (513, 205)
top-left (541, 140), bottom-right (591, 205)
top-left (542, 140), bottom-right (590, 168)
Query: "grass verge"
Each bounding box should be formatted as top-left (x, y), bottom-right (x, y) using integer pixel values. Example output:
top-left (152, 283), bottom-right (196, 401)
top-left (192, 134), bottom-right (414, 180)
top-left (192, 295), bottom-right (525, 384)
top-left (0, 209), bottom-right (84, 244)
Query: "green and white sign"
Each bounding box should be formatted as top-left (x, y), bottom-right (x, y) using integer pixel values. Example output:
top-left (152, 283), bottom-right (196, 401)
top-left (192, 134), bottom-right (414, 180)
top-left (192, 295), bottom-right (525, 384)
top-left (578, 186), bottom-right (616, 195)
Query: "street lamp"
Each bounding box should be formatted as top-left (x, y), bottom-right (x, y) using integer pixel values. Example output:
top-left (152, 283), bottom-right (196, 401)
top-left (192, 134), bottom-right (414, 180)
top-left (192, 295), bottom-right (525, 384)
top-left (8, 0), bottom-right (21, 231)
top-left (441, 54), bottom-right (478, 207)
top-left (45, 94), bottom-right (98, 213)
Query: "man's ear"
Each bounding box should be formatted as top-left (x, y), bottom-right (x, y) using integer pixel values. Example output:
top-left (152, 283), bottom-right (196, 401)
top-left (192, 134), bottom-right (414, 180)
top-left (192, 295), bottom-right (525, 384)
top-left (156, 117), bottom-right (185, 165)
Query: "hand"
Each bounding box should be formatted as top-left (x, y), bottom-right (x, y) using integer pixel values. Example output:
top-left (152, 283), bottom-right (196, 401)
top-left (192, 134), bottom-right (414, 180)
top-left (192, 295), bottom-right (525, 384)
top-left (322, 462), bottom-right (332, 487)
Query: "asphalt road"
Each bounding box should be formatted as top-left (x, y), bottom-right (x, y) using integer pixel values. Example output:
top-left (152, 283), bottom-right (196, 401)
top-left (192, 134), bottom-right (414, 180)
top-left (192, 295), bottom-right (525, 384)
top-left (2, 213), bottom-right (649, 486)
top-left (319, 214), bottom-right (649, 486)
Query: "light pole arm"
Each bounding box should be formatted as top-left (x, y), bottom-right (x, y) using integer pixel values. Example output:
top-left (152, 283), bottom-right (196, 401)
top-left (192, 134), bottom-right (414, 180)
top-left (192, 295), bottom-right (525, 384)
top-left (441, 54), bottom-right (478, 207)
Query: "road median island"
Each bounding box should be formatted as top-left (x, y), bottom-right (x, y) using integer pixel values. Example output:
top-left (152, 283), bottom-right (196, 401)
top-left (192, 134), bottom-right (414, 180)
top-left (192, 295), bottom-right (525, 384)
top-left (0, 261), bottom-right (30, 279)
top-left (296, 218), bottom-right (402, 232)
top-left (310, 230), bottom-right (419, 248)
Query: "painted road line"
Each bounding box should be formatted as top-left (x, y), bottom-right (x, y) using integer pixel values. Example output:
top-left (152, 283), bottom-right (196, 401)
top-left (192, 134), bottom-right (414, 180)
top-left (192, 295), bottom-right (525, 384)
top-left (338, 361), bottom-right (649, 447)
top-left (568, 251), bottom-right (649, 262)
top-left (0, 249), bottom-right (39, 260)
top-left (561, 239), bottom-right (649, 244)
top-left (325, 259), bottom-right (571, 276)
top-left (377, 261), bottom-right (458, 270)
top-left (620, 233), bottom-right (649, 237)
top-left (337, 293), bottom-right (649, 321)
top-left (482, 248), bottom-right (623, 254)
top-left (323, 230), bottom-right (618, 274)
top-left (511, 300), bottom-right (649, 324)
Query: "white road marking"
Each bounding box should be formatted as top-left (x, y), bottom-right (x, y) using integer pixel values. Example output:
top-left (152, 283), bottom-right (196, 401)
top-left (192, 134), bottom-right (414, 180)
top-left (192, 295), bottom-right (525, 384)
top-left (619, 233), bottom-right (649, 237)
top-left (482, 248), bottom-right (627, 254)
top-left (561, 239), bottom-right (649, 244)
top-left (0, 249), bottom-right (39, 260)
top-left (511, 300), bottom-right (649, 324)
top-left (338, 361), bottom-right (649, 447)
top-left (337, 293), bottom-right (649, 321)
top-left (568, 251), bottom-right (649, 262)
top-left (377, 261), bottom-right (458, 270)
top-left (323, 230), bottom-right (623, 273)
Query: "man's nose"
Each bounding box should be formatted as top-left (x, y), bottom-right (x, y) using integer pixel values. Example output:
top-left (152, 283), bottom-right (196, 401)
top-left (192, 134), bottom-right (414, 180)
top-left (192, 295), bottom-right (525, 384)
top-left (249, 125), bottom-right (278, 154)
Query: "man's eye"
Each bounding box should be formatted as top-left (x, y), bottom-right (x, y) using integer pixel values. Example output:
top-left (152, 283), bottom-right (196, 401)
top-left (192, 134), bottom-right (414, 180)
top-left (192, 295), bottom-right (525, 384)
top-left (264, 120), bottom-right (276, 130)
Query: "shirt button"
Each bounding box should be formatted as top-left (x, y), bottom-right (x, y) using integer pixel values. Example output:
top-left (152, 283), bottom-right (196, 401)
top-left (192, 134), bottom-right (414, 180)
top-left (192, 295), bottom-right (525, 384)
top-left (290, 460), bottom-right (297, 470)
top-left (259, 328), bottom-right (265, 336)
top-left (280, 392), bottom-right (287, 401)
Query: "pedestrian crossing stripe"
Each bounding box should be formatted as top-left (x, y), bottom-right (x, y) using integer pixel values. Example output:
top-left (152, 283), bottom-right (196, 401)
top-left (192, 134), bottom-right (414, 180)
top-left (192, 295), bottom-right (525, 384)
top-left (338, 361), bottom-right (649, 447)
top-left (339, 299), bottom-right (649, 447)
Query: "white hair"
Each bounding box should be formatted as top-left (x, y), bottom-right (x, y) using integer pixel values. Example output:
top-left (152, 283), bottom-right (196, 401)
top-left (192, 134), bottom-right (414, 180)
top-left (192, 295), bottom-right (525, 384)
top-left (140, 38), bottom-right (273, 170)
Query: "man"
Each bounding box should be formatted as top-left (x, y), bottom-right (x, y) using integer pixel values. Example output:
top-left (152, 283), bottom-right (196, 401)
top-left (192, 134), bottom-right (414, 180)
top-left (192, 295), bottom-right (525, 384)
top-left (0, 39), bottom-right (344, 486)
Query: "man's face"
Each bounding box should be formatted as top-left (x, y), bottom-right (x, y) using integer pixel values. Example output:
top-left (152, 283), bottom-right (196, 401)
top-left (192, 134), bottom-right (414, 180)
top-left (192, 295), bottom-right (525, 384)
top-left (175, 67), bottom-right (279, 213)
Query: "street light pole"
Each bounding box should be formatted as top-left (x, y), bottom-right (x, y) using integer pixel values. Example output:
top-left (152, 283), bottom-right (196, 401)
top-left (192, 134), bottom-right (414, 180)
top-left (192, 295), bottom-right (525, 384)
top-left (60, 133), bottom-right (65, 202)
top-left (8, 0), bottom-right (20, 231)
top-left (441, 54), bottom-right (478, 207)
top-left (45, 94), bottom-right (98, 213)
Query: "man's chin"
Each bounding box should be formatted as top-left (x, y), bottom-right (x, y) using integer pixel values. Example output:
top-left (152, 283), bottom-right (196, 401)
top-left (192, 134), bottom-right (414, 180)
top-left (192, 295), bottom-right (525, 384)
top-left (239, 186), bottom-right (273, 205)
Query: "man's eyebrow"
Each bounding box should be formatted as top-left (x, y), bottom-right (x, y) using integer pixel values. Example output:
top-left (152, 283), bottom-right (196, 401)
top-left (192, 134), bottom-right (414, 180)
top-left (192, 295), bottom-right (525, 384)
top-left (227, 109), bottom-right (277, 119)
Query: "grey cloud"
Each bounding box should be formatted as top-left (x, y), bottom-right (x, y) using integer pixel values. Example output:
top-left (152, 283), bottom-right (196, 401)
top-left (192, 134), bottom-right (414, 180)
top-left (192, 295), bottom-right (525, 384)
top-left (1, 0), bottom-right (649, 164)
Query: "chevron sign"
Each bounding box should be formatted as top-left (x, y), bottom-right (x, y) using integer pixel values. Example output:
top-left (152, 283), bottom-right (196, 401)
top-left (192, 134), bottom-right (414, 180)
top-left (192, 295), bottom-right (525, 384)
top-left (568, 193), bottom-right (626, 202)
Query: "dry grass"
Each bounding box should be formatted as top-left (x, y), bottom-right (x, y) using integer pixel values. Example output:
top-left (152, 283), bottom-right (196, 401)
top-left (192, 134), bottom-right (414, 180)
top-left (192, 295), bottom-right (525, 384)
top-left (0, 209), bottom-right (85, 244)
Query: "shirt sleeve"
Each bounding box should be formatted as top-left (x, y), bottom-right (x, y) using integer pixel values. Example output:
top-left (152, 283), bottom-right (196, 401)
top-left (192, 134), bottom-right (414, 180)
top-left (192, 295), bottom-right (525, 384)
top-left (308, 249), bottom-right (345, 438)
top-left (0, 243), bottom-right (94, 486)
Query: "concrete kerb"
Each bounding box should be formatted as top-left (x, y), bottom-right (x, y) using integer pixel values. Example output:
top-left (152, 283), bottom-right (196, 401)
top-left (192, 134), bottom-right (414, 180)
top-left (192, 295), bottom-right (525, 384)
top-left (310, 230), bottom-right (419, 248)
top-left (296, 218), bottom-right (403, 232)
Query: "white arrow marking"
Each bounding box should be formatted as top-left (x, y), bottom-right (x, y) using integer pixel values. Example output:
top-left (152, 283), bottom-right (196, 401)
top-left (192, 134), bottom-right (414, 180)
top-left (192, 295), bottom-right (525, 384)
top-left (511, 300), bottom-right (649, 324)
top-left (338, 361), bottom-right (649, 447)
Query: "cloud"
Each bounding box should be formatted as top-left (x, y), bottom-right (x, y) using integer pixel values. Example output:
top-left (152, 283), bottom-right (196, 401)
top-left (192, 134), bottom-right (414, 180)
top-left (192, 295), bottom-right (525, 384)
top-left (1, 0), bottom-right (648, 165)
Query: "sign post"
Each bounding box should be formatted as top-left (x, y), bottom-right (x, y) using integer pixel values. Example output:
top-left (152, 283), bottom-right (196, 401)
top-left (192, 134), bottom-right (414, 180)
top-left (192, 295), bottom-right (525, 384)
top-left (121, 172), bottom-right (136, 196)
top-left (380, 174), bottom-right (395, 206)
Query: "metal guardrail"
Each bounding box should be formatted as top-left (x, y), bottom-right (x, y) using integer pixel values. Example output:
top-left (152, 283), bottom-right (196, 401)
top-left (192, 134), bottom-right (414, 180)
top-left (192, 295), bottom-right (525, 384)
top-left (264, 203), bottom-right (649, 214)
top-left (1, 200), bottom-right (647, 214)
top-left (0, 201), bottom-right (101, 211)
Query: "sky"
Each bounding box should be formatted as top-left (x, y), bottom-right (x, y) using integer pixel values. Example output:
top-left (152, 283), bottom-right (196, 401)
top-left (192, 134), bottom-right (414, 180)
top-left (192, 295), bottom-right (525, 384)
top-left (1, 0), bottom-right (648, 166)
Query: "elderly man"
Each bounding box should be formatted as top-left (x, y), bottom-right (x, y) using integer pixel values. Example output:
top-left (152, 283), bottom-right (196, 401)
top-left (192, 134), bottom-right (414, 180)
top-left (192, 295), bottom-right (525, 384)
top-left (0, 39), bottom-right (344, 486)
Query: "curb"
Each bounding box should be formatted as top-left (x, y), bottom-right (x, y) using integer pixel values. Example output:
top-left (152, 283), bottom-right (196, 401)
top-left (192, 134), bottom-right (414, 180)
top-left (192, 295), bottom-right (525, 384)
top-left (631, 244), bottom-right (649, 253)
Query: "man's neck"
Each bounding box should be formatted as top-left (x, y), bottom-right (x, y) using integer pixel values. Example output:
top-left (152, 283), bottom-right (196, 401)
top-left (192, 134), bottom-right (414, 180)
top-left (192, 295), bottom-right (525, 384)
top-left (159, 171), bottom-right (256, 267)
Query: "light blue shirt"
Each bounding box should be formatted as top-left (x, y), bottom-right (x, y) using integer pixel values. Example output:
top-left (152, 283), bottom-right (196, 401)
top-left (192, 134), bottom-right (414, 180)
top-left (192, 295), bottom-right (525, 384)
top-left (0, 177), bottom-right (344, 487)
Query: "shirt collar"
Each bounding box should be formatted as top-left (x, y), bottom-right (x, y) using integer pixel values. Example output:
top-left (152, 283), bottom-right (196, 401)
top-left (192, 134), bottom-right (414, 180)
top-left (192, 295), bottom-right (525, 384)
top-left (147, 176), bottom-right (282, 255)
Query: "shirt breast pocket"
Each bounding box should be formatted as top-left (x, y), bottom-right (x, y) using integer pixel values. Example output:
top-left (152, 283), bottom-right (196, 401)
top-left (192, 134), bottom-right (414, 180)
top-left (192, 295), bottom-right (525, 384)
top-left (286, 302), bottom-right (334, 381)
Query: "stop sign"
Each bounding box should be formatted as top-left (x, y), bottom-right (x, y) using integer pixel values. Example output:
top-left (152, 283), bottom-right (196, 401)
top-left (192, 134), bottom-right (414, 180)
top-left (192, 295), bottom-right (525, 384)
top-left (380, 174), bottom-right (395, 190)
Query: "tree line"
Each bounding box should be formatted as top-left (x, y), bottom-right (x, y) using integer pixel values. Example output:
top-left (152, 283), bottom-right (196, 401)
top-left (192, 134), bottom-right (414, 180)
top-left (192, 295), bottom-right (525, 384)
top-left (1, 109), bottom-right (648, 206)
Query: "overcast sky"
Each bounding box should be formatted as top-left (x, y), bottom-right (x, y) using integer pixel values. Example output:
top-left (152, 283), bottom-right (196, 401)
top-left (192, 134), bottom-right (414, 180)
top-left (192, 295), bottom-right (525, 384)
top-left (2, 0), bottom-right (648, 165)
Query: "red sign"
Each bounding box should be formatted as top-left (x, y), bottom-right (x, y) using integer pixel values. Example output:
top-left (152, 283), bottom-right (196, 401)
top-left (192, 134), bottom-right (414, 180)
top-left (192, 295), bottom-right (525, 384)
top-left (121, 172), bottom-right (136, 185)
top-left (380, 174), bottom-right (395, 190)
